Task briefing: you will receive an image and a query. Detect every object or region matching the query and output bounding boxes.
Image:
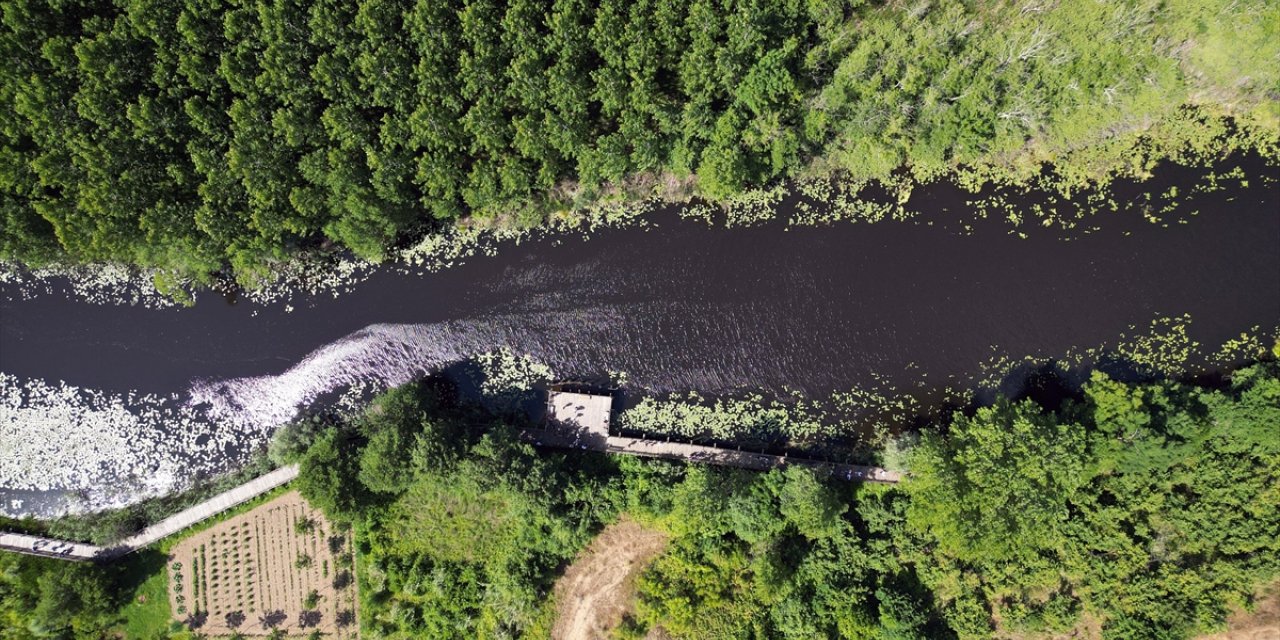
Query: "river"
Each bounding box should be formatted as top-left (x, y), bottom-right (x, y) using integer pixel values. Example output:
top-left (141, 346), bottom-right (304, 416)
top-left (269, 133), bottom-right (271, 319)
top-left (2, 159), bottom-right (1277, 516)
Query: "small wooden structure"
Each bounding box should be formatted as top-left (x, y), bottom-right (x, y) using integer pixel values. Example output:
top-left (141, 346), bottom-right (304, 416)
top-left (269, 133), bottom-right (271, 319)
top-left (529, 388), bottom-right (903, 484)
top-left (547, 390), bottom-right (613, 447)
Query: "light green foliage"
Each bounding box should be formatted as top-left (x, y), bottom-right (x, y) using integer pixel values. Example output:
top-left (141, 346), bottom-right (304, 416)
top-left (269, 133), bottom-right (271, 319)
top-left (2, 0), bottom-right (1274, 281)
top-left (777, 465), bottom-right (847, 540)
top-left (1112, 314), bottom-right (1203, 376)
top-left (289, 380), bottom-right (625, 639)
top-left (619, 392), bottom-right (830, 443)
top-left (906, 364), bottom-right (1280, 638)
top-left (906, 400), bottom-right (1089, 565)
top-left (9, 362), bottom-right (1272, 640)
top-left (633, 467), bottom-right (947, 640)
top-left (470, 347), bottom-right (553, 411)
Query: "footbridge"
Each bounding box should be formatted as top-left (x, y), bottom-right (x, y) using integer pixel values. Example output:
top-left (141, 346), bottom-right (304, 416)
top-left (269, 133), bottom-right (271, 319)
top-left (528, 391), bottom-right (902, 483)
top-left (0, 464), bottom-right (298, 561)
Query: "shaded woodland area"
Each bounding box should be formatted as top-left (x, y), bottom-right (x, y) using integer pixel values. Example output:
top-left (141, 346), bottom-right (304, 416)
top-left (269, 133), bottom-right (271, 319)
top-left (2, 0), bottom-right (1277, 283)
top-left (2, 362), bottom-right (1278, 638)
top-left (278, 362), bottom-right (1277, 639)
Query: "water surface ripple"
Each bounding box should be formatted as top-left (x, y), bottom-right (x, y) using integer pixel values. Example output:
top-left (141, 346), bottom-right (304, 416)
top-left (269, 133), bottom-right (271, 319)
top-left (1, 167), bottom-right (1278, 514)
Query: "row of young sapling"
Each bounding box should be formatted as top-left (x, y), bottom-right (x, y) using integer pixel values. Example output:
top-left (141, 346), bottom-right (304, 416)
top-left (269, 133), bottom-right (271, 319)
top-left (170, 504), bottom-right (358, 635)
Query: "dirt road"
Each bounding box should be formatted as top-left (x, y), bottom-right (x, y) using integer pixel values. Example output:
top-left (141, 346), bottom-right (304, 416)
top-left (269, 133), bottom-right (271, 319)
top-left (551, 518), bottom-right (668, 640)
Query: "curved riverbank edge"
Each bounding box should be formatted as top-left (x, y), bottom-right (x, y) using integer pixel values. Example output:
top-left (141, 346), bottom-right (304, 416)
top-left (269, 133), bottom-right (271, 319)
top-left (3, 153), bottom-right (1272, 311)
top-left (0, 465), bottom-right (298, 561)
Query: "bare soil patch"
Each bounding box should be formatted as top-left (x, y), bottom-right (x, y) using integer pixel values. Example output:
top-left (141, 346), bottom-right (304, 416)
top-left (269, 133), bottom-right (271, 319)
top-left (1198, 583), bottom-right (1280, 640)
top-left (167, 491), bottom-right (357, 637)
top-left (551, 518), bottom-right (668, 640)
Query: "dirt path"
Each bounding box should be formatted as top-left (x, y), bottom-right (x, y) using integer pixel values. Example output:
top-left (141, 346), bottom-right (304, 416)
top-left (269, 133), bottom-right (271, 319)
top-left (551, 518), bottom-right (668, 640)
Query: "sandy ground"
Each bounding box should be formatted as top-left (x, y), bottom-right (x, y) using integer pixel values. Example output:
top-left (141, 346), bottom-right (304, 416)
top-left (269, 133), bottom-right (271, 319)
top-left (644, 627), bottom-right (676, 640)
top-left (1198, 584), bottom-right (1280, 640)
top-left (167, 491), bottom-right (357, 637)
top-left (551, 518), bottom-right (669, 640)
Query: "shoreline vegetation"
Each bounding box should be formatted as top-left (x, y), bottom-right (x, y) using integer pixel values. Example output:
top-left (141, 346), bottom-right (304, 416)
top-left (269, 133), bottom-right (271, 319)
top-left (3, 353), bottom-right (1275, 639)
top-left (2, 0), bottom-right (1278, 637)
top-left (1, 316), bottom-right (1274, 523)
top-left (5, 353), bottom-right (1274, 637)
top-left (0, 153), bottom-right (1271, 309)
top-left (2, 0), bottom-right (1278, 295)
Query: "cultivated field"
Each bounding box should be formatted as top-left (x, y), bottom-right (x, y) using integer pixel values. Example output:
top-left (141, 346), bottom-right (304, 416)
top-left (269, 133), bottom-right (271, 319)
top-left (167, 491), bottom-right (357, 637)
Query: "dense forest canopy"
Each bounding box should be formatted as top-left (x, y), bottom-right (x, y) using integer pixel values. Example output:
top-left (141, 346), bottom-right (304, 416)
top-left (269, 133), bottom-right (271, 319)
top-left (1, 362), bottom-right (1277, 638)
top-left (1, 0), bottom-right (1277, 281)
top-left (275, 363), bottom-right (1279, 639)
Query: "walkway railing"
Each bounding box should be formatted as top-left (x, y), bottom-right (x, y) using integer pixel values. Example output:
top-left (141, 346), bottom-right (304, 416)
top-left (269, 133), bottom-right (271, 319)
top-left (0, 464), bottom-right (298, 561)
top-left (523, 430), bottom-right (902, 483)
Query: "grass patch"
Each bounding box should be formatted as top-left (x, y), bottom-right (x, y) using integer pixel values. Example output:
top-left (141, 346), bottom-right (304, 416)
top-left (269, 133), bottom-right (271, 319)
top-left (117, 550), bottom-right (179, 639)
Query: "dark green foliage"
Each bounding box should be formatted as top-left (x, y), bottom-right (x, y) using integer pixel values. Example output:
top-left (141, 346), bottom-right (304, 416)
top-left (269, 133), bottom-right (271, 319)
top-left (0, 554), bottom-right (125, 639)
top-left (632, 467), bottom-right (946, 640)
top-left (356, 383), bottom-right (467, 495)
top-left (275, 364), bottom-right (1280, 639)
top-left (288, 380), bottom-right (626, 638)
top-left (295, 424), bottom-right (369, 518)
top-left (2, 0), bottom-right (1274, 280)
top-left (9, 364), bottom-right (1263, 639)
top-left (906, 399), bottom-right (1090, 566)
top-left (627, 364), bottom-right (1280, 640)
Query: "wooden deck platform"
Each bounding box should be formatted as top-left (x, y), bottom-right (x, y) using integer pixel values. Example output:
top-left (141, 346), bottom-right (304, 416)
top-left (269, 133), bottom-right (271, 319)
top-left (532, 391), bottom-right (901, 483)
top-left (547, 390), bottom-right (613, 447)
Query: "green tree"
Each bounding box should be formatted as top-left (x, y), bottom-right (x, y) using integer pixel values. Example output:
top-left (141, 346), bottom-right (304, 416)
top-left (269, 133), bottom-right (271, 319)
top-left (906, 399), bottom-right (1089, 566)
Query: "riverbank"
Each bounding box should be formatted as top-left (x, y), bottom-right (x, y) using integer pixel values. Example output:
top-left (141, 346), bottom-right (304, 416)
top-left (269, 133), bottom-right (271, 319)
top-left (301, 359), bottom-right (1280, 640)
top-left (0, 465), bottom-right (297, 559)
top-left (3, 0), bottom-right (1277, 284)
top-left (3, 168), bottom-right (1277, 516)
top-left (2, 153), bottom-right (1272, 311)
top-left (2, 355), bottom-right (1276, 639)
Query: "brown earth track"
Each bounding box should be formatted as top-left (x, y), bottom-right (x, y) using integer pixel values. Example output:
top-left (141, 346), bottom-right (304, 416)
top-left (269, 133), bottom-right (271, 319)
top-left (1197, 583), bottom-right (1280, 640)
top-left (551, 518), bottom-right (669, 640)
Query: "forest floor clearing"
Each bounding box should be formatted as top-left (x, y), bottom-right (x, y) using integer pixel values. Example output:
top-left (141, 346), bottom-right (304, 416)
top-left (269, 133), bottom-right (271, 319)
top-left (1198, 582), bottom-right (1280, 640)
top-left (551, 518), bottom-right (668, 640)
top-left (167, 491), bottom-right (357, 637)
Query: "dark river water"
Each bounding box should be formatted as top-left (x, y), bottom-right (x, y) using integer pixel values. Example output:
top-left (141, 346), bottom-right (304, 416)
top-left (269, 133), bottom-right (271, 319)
top-left (1, 159), bottom-right (1278, 515)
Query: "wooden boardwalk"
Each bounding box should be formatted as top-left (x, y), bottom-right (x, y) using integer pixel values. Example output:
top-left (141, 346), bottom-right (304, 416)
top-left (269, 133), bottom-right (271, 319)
top-left (525, 429), bottom-right (901, 482)
top-left (532, 391), bottom-right (902, 483)
top-left (604, 436), bottom-right (902, 482)
top-left (111, 464), bottom-right (300, 554)
top-left (5, 387), bottom-right (899, 564)
top-left (0, 464), bottom-right (298, 561)
top-left (0, 531), bottom-right (104, 561)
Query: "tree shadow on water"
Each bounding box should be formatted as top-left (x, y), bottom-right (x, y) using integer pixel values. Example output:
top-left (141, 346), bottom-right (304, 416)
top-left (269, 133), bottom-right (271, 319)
top-left (975, 359), bottom-right (1088, 414)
